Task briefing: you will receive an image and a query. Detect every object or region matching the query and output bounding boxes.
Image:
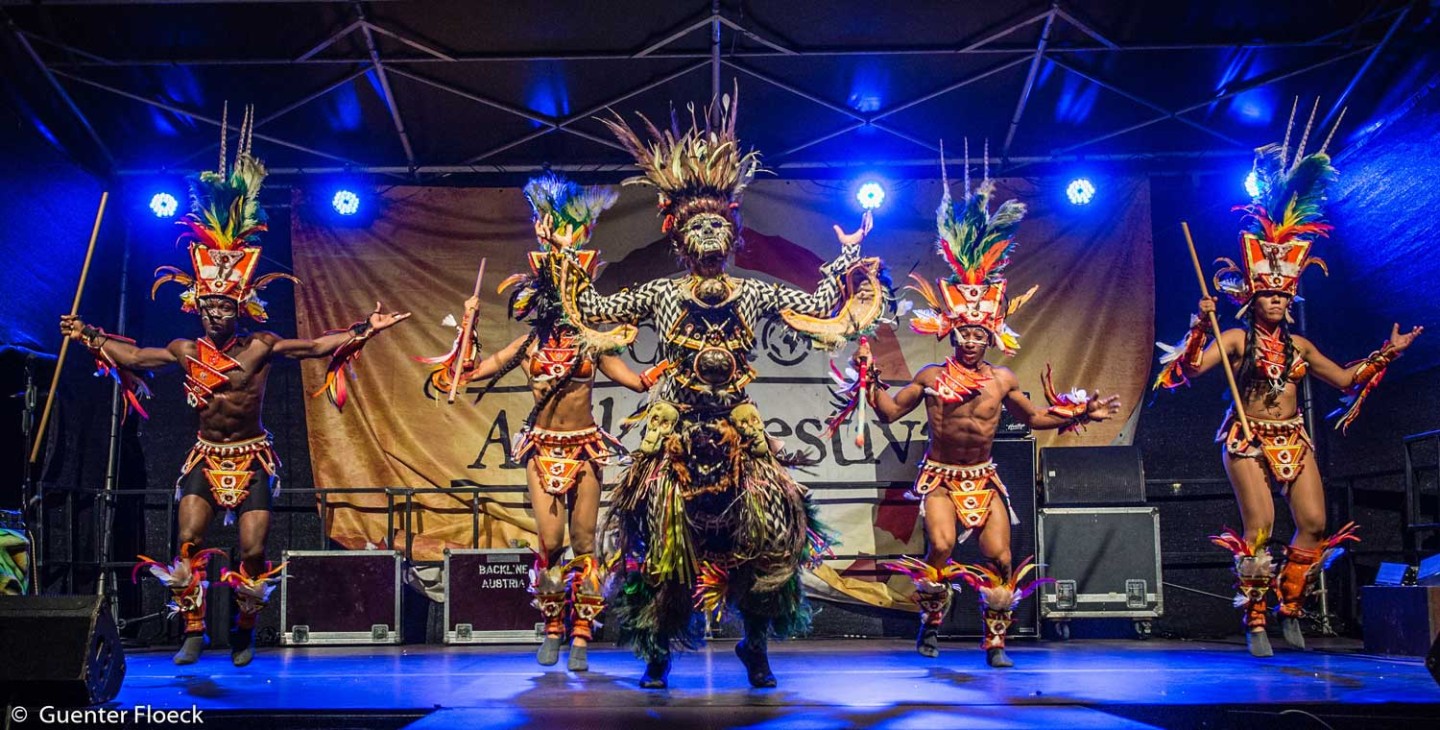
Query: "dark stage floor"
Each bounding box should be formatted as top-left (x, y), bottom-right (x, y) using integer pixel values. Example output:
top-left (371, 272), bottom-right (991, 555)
top-left (96, 638), bottom-right (1436, 729)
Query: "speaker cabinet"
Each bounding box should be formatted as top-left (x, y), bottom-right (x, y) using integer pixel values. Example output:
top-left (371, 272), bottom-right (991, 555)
top-left (0, 595), bottom-right (126, 706)
top-left (1040, 445), bottom-right (1146, 505)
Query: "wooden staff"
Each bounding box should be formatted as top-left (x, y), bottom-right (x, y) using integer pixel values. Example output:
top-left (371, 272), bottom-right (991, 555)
top-left (1181, 221), bottom-right (1254, 444)
top-left (448, 258), bottom-right (486, 403)
top-left (32, 192), bottom-right (110, 464)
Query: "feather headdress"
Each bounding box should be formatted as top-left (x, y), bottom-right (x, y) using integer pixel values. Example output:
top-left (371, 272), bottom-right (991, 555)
top-left (1214, 98), bottom-right (1340, 316)
top-left (908, 141), bottom-right (1036, 355)
top-left (152, 103), bottom-right (297, 321)
top-left (600, 84), bottom-right (763, 239)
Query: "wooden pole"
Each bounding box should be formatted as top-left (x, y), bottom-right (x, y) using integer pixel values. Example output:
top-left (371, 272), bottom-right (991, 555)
top-left (448, 258), bottom-right (486, 403)
top-left (1181, 221), bottom-right (1254, 444)
top-left (31, 192), bottom-right (109, 464)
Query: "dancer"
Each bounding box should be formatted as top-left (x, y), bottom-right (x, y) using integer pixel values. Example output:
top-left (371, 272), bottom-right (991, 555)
top-left (420, 174), bottom-right (668, 672)
top-left (1154, 102), bottom-right (1421, 656)
top-left (558, 92), bottom-right (890, 689)
top-left (61, 107), bottom-right (411, 666)
top-left (867, 160), bottom-right (1121, 667)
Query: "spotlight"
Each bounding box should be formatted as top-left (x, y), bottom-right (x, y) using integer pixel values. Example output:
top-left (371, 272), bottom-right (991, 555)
top-left (149, 192), bottom-right (178, 219)
top-left (1066, 178), bottom-right (1095, 206)
top-left (1243, 170), bottom-right (1260, 198)
top-left (856, 181), bottom-right (886, 211)
top-left (332, 189), bottom-right (361, 216)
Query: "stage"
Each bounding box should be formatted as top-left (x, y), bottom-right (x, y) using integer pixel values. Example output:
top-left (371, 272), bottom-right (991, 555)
top-left (96, 638), bottom-right (1437, 729)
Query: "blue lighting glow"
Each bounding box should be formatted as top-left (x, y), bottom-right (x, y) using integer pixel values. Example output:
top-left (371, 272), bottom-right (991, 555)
top-left (1066, 178), bottom-right (1095, 206)
top-left (149, 192), bottom-right (178, 219)
top-left (1244, 170), bottom-right (1261, 198)
top-left (332, 190), bottom-right (361, 216)
top-left (856, 181), bottom-right (886, 210)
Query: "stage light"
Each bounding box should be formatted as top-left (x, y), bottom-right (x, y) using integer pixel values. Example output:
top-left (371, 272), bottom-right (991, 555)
top-left (149, 192), bottom-right (178, 219)
top-left (1066, 178), bottom-right (1095, 206)
top-left (332, 189), bottom-right (361, 216)
top-left (1244, 170), bottom-right (1261, 198)
top-left (856, 181), bottom-right (886, 210)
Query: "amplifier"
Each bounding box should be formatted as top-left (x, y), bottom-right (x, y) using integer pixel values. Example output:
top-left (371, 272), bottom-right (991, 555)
top-left (1041, 445), bottom-right (1146, 505)
top-left (443, 548), bottom-right (543, 644)
top-left (281, 550), bottom-right (402, 646)
top-left (997, 391), bottom-right (1032, 438)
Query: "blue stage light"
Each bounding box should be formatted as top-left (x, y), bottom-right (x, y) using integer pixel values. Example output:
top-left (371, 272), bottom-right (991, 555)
top-left (332, 189), bottom-right (361, 216)
top-left (1066, 178), bottom-right (1095, 206)
top-left (1243, 170), bottom-right (1261, 198)
top-left (856, 181), bottom-right (886, 210)
top-left (149, 192), bottom-right (178, 219)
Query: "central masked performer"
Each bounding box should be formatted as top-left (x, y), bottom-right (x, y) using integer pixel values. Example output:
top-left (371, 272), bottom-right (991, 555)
top-left (556, 94), bottom-right (890, 689)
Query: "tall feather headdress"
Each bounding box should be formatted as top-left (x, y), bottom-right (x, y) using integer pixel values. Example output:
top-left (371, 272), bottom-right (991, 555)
top-left (152, 103), bottom-right (297, 322)
top-left (600, 84), bottom-right (763, 242)
top-left (1214, 98), bottom-right (1340, 317)
top-left (907, 140), bottom-right (1036, 355)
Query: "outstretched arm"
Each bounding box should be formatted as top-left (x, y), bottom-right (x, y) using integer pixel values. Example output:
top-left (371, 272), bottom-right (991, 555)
top-left (1318, 324), bottom-right (1423, 432)
top-left (1002, 367), bottom-right (1121, 432)
top-left (60, 315), bottom-right (178, 370)
top-left (272, 302), bottom-right (412, 359)
top-left (764, 213), bottom-right (870, 317)
top-left (1300, 324), bottom-right (1424, 390)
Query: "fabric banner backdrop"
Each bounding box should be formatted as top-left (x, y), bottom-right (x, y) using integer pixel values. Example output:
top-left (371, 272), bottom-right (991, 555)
top-left (292, 176), bottom-right (1154, 609)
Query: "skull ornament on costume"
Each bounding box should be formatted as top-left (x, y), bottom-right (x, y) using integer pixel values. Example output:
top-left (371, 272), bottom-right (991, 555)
top-left (728, 403), bottom-right (770, 456)
top-left (637, 402), bottom-right (680, 456)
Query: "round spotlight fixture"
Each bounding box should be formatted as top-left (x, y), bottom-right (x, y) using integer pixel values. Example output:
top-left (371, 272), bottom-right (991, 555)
top-left (1065, 178), bottom-right (1095, 206)
top-left (856, 181), bottom-right (886, 211)
top-left (332, 189), bottom-right (361, 216)
top-left (149, 192), bottom-right (179, 219)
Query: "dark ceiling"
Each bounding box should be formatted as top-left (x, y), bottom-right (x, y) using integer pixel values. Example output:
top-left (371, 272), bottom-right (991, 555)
top-left (3, 0), bottom-right (1433, 183)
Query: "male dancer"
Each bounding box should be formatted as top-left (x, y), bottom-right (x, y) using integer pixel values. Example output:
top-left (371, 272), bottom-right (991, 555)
top-left (61, 108), bottom-right (410, 666)
top-left (869, 170), bottom-right (1120, 667)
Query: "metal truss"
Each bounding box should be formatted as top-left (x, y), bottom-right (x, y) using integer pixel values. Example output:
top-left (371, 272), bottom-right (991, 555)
top-left (2, 0), bottom-right (1411, 180)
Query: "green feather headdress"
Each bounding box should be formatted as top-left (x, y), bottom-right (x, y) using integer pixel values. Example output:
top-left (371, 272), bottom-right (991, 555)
top-left (522, 173), bottom-right (618, 249)
top-left (934, 141), bottom-right (1027, 286)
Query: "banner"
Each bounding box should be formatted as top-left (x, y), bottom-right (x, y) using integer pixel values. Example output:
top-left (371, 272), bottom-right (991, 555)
top-left (292, 176), bottom-right (1154, 608)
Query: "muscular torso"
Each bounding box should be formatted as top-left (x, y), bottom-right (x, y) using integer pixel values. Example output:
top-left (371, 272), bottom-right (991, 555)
top-left (917, 361), bottom-right (1014, 465)
top-left (173, 333), bottom-right (276, 442)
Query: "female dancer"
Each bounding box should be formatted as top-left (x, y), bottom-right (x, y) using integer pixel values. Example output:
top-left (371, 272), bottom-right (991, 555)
top-left (1156, 115), bottom-right (1421, 656)
top-left (422, 174), bottom-right (666, 671)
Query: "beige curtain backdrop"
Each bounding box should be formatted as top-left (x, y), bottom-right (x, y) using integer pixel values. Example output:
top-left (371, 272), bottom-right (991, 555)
top-left (292, 176), bottom-right (1154, 609)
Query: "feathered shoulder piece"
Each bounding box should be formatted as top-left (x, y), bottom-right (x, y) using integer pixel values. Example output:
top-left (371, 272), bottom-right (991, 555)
top-left (523, 173), bottom-right (618, 249)
top-left (181, 103), bottom-right (269, 251)
top-left (935, 178), bottom-right (1027, 286)
top-left (600, 85), bottom-right (763, 232)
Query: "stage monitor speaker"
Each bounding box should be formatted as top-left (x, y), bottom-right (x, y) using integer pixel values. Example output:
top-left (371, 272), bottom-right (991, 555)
top-left (1041, 445), bottom-right (1146, 505)
top-left (940, 437), bottom-right (1038, 638)
top-left (0, 595), bottom-right (126, 706)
